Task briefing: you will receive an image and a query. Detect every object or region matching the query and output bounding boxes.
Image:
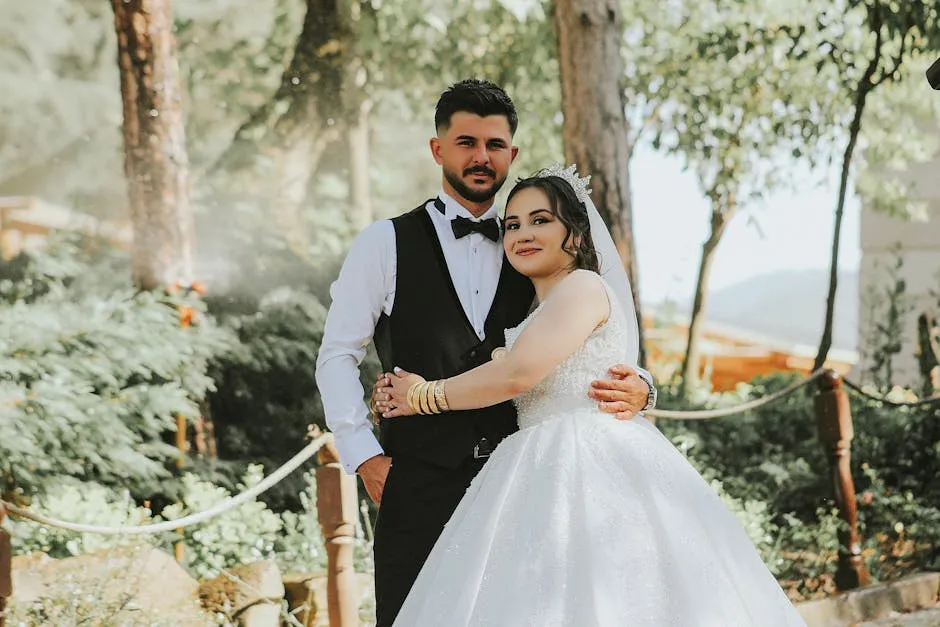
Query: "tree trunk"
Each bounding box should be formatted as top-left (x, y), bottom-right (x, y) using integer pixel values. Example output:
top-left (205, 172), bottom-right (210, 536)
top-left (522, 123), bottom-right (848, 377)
top-left (343, 0), bottom-right (373, 230)
top-left (813, 7), bottom-right (885, 373)
top-left (916, 312), bottom-right (940, 397)
top-left (679, 204), bottom-right (733, 399)
top-left (210, 0), bottom-right (347, 251)
top-left (812, 86), bottom-right (875, 373)
top-left (553, 0), bottom-right (647, 367)
top-left (111, 0), bottom-right (194, 291)
top-left (346, 102), bottom-right (373, 229)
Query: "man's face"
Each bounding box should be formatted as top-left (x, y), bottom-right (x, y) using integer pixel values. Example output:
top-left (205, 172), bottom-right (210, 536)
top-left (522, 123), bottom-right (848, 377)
top-left (430, 112), bottom-right (519, 205)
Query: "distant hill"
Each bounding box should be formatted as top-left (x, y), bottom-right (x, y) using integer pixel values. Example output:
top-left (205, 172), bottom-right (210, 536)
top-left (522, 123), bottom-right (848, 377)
top-left (658, 269), bottom-right (859, 351)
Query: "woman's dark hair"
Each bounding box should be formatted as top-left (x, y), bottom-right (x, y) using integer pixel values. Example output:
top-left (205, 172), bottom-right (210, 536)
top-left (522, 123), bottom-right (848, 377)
top-left (505, 175), bottom-right (600, 273)
top-left (435, 79), bottom-right (518, 136)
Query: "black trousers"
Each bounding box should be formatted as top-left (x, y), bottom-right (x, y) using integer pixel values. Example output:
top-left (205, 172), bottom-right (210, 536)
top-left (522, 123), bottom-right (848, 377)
top-left (373, 454), bottom-right (488, 627)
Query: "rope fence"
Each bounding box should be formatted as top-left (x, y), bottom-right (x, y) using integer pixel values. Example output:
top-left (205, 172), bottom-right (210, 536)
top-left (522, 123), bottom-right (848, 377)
top-left (2, 370), bottom-right (934, 535)
top-left (0, 431), bottom-right (363, 627)
top-left (2, 367), bottom-right (940, 626)
top-left (646, 369), bottom-right (940, 421)
top-left (0, 433), bottom-right (332, 536)
top-left (841, 379), bottom-right (940, 408)
top-left (646, 368), bottom-right (827, 420)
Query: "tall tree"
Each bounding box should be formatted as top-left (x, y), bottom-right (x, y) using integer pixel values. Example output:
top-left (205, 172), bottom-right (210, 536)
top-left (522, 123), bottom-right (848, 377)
top-left (810, 0), bottom-right (940, 372)
top-left (553, 0), bottom-right (646, 365)
top-left (210, 0), bottom-right (347, 252)
top-left (341, 0), bottom-right (375, 230)
top-left (110, 0), bottom-right (194, 291)
top-left (628, 0), bottom-right (828, 396)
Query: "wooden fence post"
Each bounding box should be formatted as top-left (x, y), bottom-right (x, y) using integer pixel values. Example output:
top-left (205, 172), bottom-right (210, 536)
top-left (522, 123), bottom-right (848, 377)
top-left (315, 437), bottom-right (359, 627)
top-left (814, 369), bottom-right (871, 590)
top-left (0, 503), bottom-right (12, 627)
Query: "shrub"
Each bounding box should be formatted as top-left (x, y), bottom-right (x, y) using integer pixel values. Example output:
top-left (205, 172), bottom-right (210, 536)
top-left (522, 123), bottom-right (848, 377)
top-left (0, 238), bottom-right (234, 501)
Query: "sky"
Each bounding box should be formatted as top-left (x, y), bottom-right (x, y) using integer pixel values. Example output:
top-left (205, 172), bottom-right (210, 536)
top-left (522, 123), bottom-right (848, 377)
top-left (629, 144), bottom-right (862, 306)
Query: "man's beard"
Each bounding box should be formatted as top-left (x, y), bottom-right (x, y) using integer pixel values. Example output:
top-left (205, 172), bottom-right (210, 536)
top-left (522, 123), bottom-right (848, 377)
top-left (444, 165), bottom-right (507, 203)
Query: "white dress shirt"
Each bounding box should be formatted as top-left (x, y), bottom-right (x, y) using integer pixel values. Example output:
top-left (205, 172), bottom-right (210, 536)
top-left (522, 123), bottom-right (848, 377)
top-left (316, 188), bottom-right (654, 475)
top-left (316, 190), bottom-right (503, 473)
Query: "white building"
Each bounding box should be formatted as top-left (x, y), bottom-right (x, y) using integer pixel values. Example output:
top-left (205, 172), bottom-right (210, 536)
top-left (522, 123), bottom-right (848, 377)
top-left (857, 150), bottom-right (940, 388)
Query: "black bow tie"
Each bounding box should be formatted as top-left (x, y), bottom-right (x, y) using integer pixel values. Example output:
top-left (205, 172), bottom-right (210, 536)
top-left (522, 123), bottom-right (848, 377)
top-left (451, 215), bottom-right (500, 242)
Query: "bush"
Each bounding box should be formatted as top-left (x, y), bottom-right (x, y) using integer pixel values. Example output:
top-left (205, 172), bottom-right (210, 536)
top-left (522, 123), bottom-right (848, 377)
top-left (205, 285), bottom-right (381, 511)
top-left (7, 480), bottom-right (153, 558)
top-left (6, 464), bottom-right (370, 581)
top-left (0, 238), bottom-right (234, 501)
top-left (659, 373), bottom-right (827, 518)
top-left (658, 370), bottom-right (940, 598)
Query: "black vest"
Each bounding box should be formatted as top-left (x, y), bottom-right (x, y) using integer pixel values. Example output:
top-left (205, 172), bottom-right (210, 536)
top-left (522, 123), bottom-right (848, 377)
top-left (374, 201), bottom-right (535, 468)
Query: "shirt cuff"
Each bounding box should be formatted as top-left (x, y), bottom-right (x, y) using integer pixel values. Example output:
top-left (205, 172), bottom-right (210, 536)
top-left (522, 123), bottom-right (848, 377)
top-left (334, 423), bottom-right (385, 475)
top-left (635, 367), bottom-right (656, 411)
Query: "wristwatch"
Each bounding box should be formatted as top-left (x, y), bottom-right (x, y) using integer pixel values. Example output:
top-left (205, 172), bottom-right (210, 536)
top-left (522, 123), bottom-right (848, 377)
top-left (637, 371), bottom-right (657, 412)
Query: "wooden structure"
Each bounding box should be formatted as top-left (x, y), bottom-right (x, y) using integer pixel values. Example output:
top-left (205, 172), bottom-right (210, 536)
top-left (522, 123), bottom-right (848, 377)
top-left (646, 317), bottom-right (857, 391)
top-left (0, 196), bottom-right (131, 259)
top-left (815, 370), bottom-right (871, 589)
top-left (0, 503), bottom-right (11, 627)
top-left (315, 434), bottom-right (360, 627)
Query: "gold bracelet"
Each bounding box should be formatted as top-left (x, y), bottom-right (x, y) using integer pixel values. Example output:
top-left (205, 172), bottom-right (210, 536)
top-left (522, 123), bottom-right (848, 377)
top-left (418, 382), bottom-right (431, 414)
top-left (424, 381), bottom-right (438, 414)
top-left (434, 379), bottom-right (450, 412)
top-left (416, 382), bottom-right (430, 414)
top-left (406, 380), bottom-right (447, 415)
top-left (421, 382), bottom-right (433, 414)
top-left (407, 381), bottom-right (423, 414)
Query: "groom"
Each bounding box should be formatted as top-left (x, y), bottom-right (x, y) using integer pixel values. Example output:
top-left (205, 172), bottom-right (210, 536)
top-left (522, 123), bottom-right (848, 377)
top-left (315, 79), bottom-right (656, 626)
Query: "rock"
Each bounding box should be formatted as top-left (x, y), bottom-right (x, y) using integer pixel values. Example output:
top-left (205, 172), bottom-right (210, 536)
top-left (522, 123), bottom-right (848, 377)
top-left (288, 571), bottom-right (375, 627)
top-left (9, 545), bottom-right (212, 626)
top-left (797, 572), bottom-right (940, 627)
top-left (8, 552), bottom-right (48, 606)
top-left (199, 558), bottom-right (284, 626)
top-left (856, 606), bottom-right (940, 626)
top-left (283, 572), bottom-right (321, 627)
top-left (239, 603), bottom-right (282, 627)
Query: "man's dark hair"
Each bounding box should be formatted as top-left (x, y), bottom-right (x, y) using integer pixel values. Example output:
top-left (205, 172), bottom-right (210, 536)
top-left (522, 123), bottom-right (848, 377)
top-left (435, 79), bottom-right (518, 135)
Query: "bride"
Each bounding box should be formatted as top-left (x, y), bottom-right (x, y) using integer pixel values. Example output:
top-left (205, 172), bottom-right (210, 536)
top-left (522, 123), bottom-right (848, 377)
top-left (380, 165), bottom-right (806, 626)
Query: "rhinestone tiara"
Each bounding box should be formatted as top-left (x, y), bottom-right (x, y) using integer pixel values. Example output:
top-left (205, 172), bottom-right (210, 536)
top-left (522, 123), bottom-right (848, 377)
top-left (536, 163), bottom-right (592, 204)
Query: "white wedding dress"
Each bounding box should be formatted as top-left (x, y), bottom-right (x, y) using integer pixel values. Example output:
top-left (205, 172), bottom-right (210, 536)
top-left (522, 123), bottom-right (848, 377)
top-left (393, 278), bottom-right (806, 626)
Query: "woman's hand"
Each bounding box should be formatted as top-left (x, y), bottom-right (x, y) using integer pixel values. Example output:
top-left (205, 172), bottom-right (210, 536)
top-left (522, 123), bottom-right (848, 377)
top-left (382, 367), bottom-right (426, 419)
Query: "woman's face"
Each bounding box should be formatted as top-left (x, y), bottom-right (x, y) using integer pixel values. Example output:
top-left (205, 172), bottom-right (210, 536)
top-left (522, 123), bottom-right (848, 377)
top-left (503, 186), bottom-right (574, 279)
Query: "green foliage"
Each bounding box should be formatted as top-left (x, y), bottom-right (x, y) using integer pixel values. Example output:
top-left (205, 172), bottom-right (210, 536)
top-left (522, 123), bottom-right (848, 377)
top-left (660, 373), bottom-right (827, 518)
top-left (5, 465), bottom-right (368, 581)
top-left (6, 480), bottom-right (152, 558)
top-left (772, 507), bottom-right (845, 597)
top-left (659, 367), bottom-right (940, 596)
top-left (858, 465), bottom-right (940, 578)
top-left (859, 245), bottom-right (915, 389)
top-left (272, 469), bottom-right (330, 575)
top-left (627, 0), bottom-right (828, 208)
top-left (160, 465), bottom-right (284, 580)
top-left (683, 450), bottom-right (780, 560)
top-left (205, 285), bottom-right (381, 510)
top-left (0, 239), bottom-right (234, 498)
top-left (174, 0), bottom-right (307, 172)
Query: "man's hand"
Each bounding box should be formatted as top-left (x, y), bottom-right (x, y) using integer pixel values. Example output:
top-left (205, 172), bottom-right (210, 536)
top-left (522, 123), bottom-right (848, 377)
top-left (369, 372), bottom-right (391, 424)
top-left (357, 454), bottom-right (392, 505)
top-left (381, 367), bottom-right (424, 419)
top-left (588, 364), bottom-right (649, 421)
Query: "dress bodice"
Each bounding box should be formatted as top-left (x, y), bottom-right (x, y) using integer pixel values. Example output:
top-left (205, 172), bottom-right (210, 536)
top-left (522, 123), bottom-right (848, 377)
top-left (504, 275), bottom-right (636, 430)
